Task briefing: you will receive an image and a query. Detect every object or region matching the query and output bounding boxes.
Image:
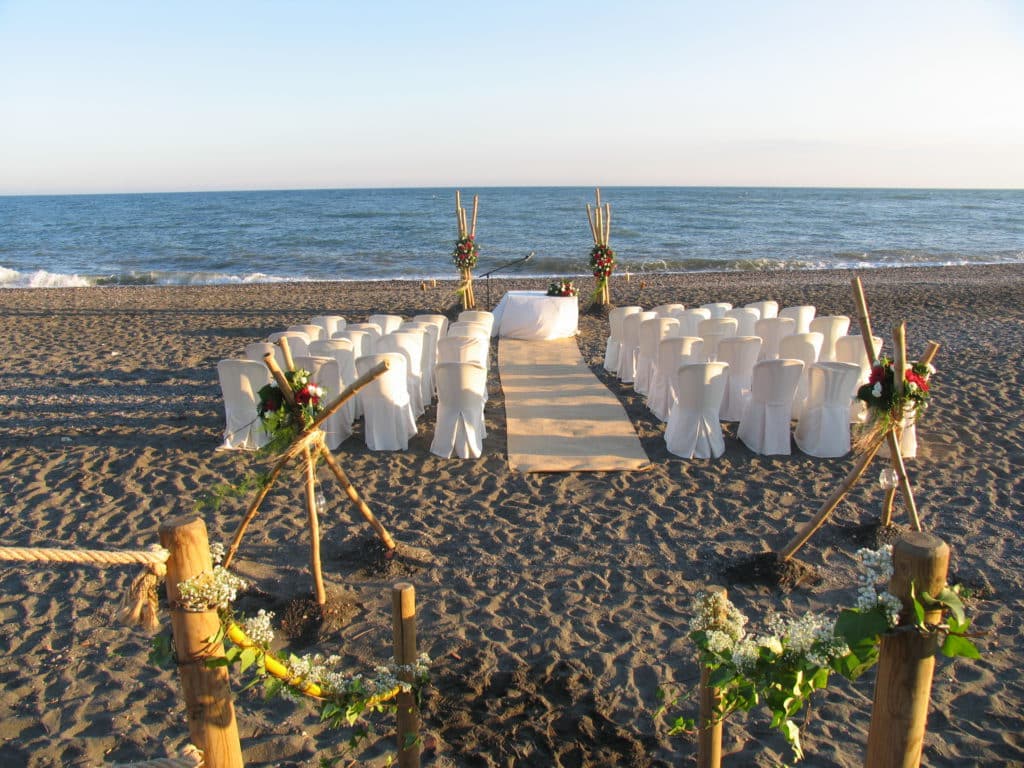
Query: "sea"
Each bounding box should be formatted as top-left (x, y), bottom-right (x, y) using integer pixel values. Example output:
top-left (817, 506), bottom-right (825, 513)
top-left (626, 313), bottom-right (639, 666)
top-left (1, 187), bottom-right (1021, 288)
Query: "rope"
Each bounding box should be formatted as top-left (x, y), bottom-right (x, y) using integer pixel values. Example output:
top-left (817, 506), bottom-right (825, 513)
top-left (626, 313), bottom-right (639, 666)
top-left (0, 544), bottom-right (170, 633)
top-left (108, 744), bottom-right (204, 767)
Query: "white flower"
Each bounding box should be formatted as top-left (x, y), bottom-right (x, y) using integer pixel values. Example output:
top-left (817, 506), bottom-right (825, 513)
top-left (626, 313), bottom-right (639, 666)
top-left (872, 382), bottom-right (883, 398)
top-left (242, 609), bottom-right (275, 648)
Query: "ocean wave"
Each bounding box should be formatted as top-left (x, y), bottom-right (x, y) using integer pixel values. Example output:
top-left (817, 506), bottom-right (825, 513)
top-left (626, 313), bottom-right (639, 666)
top-left (0, 267), bottom-right (93, 288)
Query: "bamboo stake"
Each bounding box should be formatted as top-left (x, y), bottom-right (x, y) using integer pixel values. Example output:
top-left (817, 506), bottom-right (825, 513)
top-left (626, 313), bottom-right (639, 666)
top-left (595, 205), bottom-right (604, 248)
top-left (603, 203), bottom-right (612, 246)
top-left (303, 445), bottom-right (327, 605)
top-left (586, 204), bottom-right (599, 244)
top-left (392, 583), bottom-right (421, 768)
top-left (595, 187), bottom-right (602, 209)
top-left (779, 436), bottom-right (886, 560)
top-left (471, 194), bottom-right (478, 238)
top-left (160, 517), bottom-right (244, 768)
top-left (317, 436), bottom-right (397, 552)
top-left (889, 323), bottom-right (922, 531)
top-left (278, 335), bottom-right (296, 373)
top-left (851, 276), bottom-right (879, 362)
top-left (920, 341), bottom-right (940, 368)
top-left (865, 533), bottom-right (950, 767)
top-left (454, 190), bottom-right (462, 237)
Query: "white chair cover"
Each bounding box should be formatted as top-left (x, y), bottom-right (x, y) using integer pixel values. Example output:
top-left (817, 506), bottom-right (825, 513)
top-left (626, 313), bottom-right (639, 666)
top-left (779, 305), bottom-right (816, 334)
top-left (267, 331), bottom-right (310, 359)
top-left (333, 328), bottom-right (372, 359)
top-left (809, 315), bottom-right (851, 362)
top-left (746, 300), bottom-right (778, 319)
top-left (438, 334), bottom-right (489, 367)
top-left (652, 303), bottom-right (685, 317)
top-left (604, 306), bottom-right (640, 374)
top-left (738, 358), bottom-right (804, 455)
top-left (835, 334), bottom-right (885, 422)
top-left (448, 320), bottom-right (491, 341)
top-left (755, 316), bottom-right (796, 360)
top-left (779, 332), bottom-right (824, 419)
top-left (458, 310), bottom-right (495, 336)
top-left (346, 322), bottom-right (383, 346)
top-left (636, 316), bottom-right (679, 396)
top-left (216, 359), bottom-right (272, 450)
top-left (430, 362), bottom-right (487, 459)
top-left (293, 355), bottom-right (350, 450)
top-left (244, 342), bottom-right (285, 372)
top-left (356, 352), bottom-right (417, 451)
top-left (368, 314), bottom-right (404, 335)
top-left (618, 310), bottom-right (655, 384)
top-left (402, 321), bottom-right (440, 404)
top-left (724, 307), bottom-right (760, 337)
top-left (310, 315), bottom-right (346, 338)
top-left (701, 302), bottom-right (733, 318)
top-left (414, 313), bottom-right (450, 343)
top-left (377, 330), bottom-right (426, 418)
top-left (665, 362), bottom-right (729, 459)
top-left (648, 336), bottom-right (704, 422)
top-left (795, 362), bottom-right (862, 457)
top-left (717, 336), bottom-right (763, 421)
top-left (308, 339), bottom-right (358, 430)
top-left (671, 307), bottom-right (711, 338)
top-left (698, 316), bottom-right (739, 340)
top-left (288, 324), bottom-right (325, 342)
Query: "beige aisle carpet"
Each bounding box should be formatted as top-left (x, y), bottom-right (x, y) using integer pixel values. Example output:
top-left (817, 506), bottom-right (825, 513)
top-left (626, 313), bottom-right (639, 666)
top-left (498, 336), bottom-right (651, 472)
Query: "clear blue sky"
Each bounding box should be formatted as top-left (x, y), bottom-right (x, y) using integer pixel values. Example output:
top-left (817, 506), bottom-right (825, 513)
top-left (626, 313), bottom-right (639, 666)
top-left (1, 0), bottom-right (1021, 194)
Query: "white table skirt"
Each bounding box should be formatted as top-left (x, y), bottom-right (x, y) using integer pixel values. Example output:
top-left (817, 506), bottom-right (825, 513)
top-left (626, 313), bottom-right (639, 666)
top-left (491, 291), bottom-right (579, 340)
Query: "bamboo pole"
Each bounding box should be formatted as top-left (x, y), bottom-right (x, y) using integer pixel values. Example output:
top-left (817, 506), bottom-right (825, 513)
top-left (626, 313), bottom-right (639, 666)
top-left (316, 435), bottom-right (397, 552)
top-left (277, 336), bottom-right (295, 373)
top-left (852, 276), bottom-right (880, 362)
top-left (603, 203), bottom-right (611, 246)
top-left (392, 583), bottom-right (421, 768)
top-left (865, 533), bottom-right (950, 768)
top-left (697, 586), bottom-right (727, 768)
top-left (471, 194), bottom-right (478, 238)
top-left (454, 191), bottom-right (463, 237)
top-left (778, 436), bottom-right (886, 561)
top-left (159, 517), bottom-right (244, 768)
top-left (586, 204), bottom-right (599, 244)
top-left (889, 323), bottom-right (922, 532)
top-left (303, 445), bottom-right (327, 605)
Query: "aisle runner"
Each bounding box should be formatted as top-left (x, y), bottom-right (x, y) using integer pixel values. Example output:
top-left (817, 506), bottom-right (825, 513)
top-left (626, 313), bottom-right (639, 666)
top-left (498, 337), bottom-right (651, 472)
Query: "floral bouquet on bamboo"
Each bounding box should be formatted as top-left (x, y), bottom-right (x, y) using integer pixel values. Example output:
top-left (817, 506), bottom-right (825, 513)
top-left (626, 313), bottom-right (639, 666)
top-left (257, 369), bottom-right (326, 453)
top-left (590, 243), bottom-right (615, 280)
top-left (547, 278), bottom-right (578, 297)
top-left (855, 357), bottom-right (933, 450)
top-left (452, 235), bottom-right (479, 271)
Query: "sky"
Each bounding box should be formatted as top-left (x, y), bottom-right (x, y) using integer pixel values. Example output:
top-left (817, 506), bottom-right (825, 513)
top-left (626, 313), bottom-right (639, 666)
top-left (1, 0), bottom-right (1022, 194)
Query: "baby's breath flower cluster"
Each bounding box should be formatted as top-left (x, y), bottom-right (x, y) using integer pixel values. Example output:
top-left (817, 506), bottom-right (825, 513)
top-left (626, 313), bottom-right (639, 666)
top-left (855, 545), bottom-right (902, 627)
top-left (176, 566), bottom-right (247, 612)
top-left (241, 609), bottom-right (276, 648)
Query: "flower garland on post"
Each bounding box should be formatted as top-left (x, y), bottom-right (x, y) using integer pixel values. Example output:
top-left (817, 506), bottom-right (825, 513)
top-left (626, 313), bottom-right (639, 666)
top-left (585, 188), bottom-right (614, 308)
top-left (453, 190), bottom-right (479, 310)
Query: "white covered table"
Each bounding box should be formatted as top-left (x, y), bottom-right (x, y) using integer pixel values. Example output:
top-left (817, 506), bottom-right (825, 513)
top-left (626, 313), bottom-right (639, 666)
top-left (491, 291), bottom-right (579, 340)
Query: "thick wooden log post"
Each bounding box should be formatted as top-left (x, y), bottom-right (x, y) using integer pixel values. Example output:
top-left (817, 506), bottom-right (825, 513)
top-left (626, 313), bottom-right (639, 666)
top-left (865, 532), bottom-right (950, 768)
top-left (392, 583), bottom-right (421, 768)
top-left (160, 517), bottom-right (244, 768)
top-left (697, 586), bottom-right (727, 768)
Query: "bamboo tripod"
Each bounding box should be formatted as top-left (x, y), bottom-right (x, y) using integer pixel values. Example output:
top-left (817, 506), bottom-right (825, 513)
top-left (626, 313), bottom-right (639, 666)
top-left (778, 277), bottom-right (940, 561)
top-left (455, 190), bottom-right (478, 310)
top-left (585, 188), bottom-right (613, 307)
top-left (221, 337), bottom-right (397, 605)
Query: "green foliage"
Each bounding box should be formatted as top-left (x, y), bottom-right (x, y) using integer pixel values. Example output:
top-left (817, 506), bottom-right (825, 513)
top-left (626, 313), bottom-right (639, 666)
top-left (148, 631), bottom-right (174, 668)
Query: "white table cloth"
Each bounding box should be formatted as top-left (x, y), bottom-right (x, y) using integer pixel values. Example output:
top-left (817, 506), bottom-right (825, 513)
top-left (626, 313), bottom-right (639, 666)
top-left (491, 291), bottom-right (578, 340)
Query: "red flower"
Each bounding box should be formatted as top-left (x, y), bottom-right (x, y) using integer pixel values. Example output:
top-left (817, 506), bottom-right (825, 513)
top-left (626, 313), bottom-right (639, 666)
top-left (868, 366), bottom-right (884, 385)
top-left (905, 370), bottom-right (929, 392)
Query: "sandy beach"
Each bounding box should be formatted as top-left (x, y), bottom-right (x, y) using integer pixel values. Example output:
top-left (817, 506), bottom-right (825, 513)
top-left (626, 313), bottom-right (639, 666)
top-left (0, 264), bottom-right (1022, 767)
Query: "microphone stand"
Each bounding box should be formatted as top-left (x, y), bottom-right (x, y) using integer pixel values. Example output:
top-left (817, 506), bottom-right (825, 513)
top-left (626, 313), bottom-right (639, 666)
top-left (480, 251), bottom-right (534, 309)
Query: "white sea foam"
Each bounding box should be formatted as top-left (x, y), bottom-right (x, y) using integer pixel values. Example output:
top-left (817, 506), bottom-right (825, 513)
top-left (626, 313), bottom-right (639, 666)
top-left (0, 267), bottom-right (93, 289)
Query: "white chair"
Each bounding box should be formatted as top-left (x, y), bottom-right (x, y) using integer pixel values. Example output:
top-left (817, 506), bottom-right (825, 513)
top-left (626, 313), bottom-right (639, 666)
top-left (754, 316), bottom-right (796, 361)
top-left (746, 300), bottom-right (778, 319)
top-left (698, 317), bottom-right (739, 361)
top-left (288, 323), bottom-right (325, 342)
top-left (402, 320), bottom-right (440, 404)
top-left (809, 315), bottom-right (851, 362)
top-left (604, 306), bottom-right (640, 374)
top-left (216, 359), bottom-right (272, 450)
top-left (724, 307), bottom-right (760, 337)
top-left (636, 316), bottom-right (679, 396)
top-left (717, 336), bottom-right (763, 421)
top-left (355, 353), bottom-right (417, 451)
top-left (672, 307), bottom-right (711, 338)
top-left (414, 313), bottom-right (450, 339)
top-left (308, 339), bottom-right (358, 431)
top-left (618, 310), bottom-right (655, 384)
top-left (665, 362), bottom-right (729, 459)
top-left (738, 359), bottom-right (804, 455)
top-left (346, 322), bottom-right (383, 347)
top-left (293, 355), bottom-right (350, 450)
top-left (795, 362), bottom-right (862, 457)
top-left (701, 302), bottom-right (733, 318)
top-left (333, 328), bottom-right (372, 359)
top-left (430, 362), bottom-right (487, 459)
top-left (267, 331), bottom-right (310, 359)
top-left (244, 342), bottom-right (285, 372)
top-left (835, 335), bottom-right (884, 422)
top-left (368, 314), bottom-right (404, 335)
top-left (437, 334), bottom-right (490, 403)
top-left (779, 332), bottom-right (824, 419)
top-left (448, 320), bottom-right (490, 341)
top-left (648, 336), bottom-right (704, 422)
top-left (652, 303), bottom-right (685, 317)
top-left (377, 330), bottom-right (426, 418)
top-left (310, 315), bottom-right (346, 339)
top-left (779, 305), bottom-right (816, 334)
top-left (458, 310), bottom-right (495, 336)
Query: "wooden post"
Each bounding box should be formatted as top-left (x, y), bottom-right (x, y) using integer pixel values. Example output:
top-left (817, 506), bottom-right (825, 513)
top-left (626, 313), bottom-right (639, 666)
top-left (697, 586), bottom-right (727, 768)
top-left (159, 517), bottom-right (244, 768)
top-left (392, 583), bottom-right (421, 768)
top-left (865, 533), bottom-right (950, 768)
